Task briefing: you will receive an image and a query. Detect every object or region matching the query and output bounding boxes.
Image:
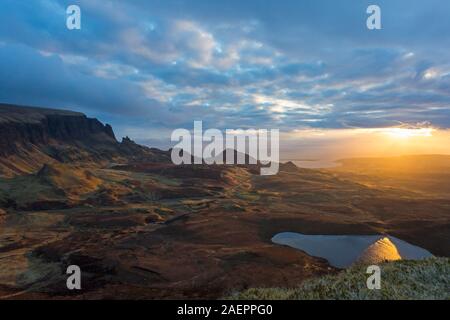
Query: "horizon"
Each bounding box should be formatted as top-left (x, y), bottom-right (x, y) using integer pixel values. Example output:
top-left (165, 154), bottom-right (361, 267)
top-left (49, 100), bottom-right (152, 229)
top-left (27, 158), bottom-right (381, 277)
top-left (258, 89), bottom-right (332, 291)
top-left (2, 101), bottom-right (450, 163)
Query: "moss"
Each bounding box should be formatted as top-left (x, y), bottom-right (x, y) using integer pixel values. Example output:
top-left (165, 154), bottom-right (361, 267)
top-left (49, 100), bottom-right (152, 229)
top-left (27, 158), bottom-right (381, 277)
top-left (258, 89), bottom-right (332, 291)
top-left (229, 257), bottom-right (450, 300)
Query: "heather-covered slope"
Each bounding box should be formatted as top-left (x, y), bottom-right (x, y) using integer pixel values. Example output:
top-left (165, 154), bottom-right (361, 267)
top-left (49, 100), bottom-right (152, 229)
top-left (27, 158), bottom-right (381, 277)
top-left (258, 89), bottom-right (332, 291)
top-left (230, 257), bottom-right (450, 300)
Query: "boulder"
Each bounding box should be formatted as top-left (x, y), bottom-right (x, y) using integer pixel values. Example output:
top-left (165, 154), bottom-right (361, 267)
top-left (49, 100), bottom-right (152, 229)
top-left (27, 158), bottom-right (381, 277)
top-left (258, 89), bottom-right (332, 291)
top-left (356, 237), bottom-right (402, 265)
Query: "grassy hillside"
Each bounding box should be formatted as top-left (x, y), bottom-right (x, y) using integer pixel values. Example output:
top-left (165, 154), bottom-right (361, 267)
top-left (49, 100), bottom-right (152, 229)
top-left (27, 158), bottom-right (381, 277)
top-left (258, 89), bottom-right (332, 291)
top-left (330, 155), bottom-right (450, 197)
top-left (230, 257), bottom-right (450, 300)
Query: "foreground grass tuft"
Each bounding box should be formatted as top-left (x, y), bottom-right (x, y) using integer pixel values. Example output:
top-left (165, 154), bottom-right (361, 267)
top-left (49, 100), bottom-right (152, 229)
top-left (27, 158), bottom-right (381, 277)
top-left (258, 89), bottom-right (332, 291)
top-left (230, 257), bottom-right (450, 300)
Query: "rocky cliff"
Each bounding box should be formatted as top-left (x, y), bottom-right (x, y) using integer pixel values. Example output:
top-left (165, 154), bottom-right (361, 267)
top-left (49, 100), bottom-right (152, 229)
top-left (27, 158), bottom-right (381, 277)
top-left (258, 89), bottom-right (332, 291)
top-left (0, 103), bottom-right (169, 176)
top-left (0, 104), bottom-right (116, 156)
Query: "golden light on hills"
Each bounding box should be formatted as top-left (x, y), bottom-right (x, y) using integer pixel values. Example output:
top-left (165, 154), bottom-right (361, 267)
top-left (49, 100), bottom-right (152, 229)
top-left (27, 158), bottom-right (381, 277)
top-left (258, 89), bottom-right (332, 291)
top-left (356, 237), bottom-right (402, 265)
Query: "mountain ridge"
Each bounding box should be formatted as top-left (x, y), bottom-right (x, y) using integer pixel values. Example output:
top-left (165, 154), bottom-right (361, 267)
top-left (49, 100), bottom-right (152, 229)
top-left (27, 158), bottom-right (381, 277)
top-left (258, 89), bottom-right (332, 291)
top-left (0, 103), bottom-right (170, 176)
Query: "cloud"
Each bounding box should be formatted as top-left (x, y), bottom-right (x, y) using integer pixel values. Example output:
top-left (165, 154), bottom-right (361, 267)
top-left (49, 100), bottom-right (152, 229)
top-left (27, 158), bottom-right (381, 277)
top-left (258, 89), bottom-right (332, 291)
top-left (0, 43), bottom-right (164, 119)
top-left (0, 0), bottom-right (450, 146)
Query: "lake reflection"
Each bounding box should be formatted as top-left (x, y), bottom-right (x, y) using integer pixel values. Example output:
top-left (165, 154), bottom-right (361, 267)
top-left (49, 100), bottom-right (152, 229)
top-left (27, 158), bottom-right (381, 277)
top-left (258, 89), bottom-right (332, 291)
top-left (272, 232), bottom-right (433, 268)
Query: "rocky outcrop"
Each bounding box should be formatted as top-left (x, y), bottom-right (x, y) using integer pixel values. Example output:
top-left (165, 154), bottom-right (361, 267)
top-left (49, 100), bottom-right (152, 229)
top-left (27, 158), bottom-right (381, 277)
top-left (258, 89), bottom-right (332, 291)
top-left (0, 103), bottom-right (116, 157)
top-left (280, 161), bottom-right (299, 172)
top-left (356, 237), bottom-right (402, 265)
top-left (0, 103), bottom-right (170, 176)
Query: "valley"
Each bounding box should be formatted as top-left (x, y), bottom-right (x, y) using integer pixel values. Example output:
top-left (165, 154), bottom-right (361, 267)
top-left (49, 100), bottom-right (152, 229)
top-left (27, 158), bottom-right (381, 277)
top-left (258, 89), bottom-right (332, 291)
top-left (0, 104), bottom-right (449, 299)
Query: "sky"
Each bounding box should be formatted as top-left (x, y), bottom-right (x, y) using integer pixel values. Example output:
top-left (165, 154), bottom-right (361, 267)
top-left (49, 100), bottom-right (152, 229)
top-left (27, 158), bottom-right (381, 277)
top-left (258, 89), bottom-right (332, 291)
top-left (0, 0), bottom-right (449, 160)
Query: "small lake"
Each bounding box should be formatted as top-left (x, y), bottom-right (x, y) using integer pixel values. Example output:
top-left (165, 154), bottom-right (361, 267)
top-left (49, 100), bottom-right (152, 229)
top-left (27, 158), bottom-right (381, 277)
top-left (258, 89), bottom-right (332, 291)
top-left (272, 232), bottom-right (433, 268)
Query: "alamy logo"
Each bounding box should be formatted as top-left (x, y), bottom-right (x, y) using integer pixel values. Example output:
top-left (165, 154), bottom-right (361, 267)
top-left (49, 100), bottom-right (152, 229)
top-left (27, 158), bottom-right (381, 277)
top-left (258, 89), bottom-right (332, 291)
top-left (66, 5), bottom-right (81, 30)
top-left (66, 265), bottom-right (81, 290)
top-left (171, 121), bottom-right (279, 175)
top-left (366, 265), bottom-right (381, 290)
top-left (366, 5), bottom-right (381, 30)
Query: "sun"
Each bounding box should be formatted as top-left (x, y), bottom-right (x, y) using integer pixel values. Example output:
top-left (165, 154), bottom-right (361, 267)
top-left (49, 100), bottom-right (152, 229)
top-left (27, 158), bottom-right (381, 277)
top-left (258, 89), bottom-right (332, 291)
top-left (384, 127), bottom-right (435, 139)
